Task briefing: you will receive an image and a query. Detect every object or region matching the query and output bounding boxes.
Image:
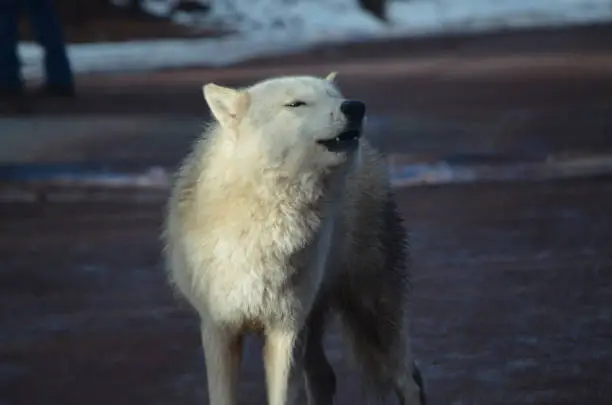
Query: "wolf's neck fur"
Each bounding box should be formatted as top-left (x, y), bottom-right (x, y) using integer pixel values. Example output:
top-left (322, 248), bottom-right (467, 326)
top-left (188, 128), bottom-right (341, 255)
top-left (196, 127), bottom-right (331, 210)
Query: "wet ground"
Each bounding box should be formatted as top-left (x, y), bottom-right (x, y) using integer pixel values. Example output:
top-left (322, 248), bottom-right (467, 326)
top-left (2, 23), bottom-right (612, 405)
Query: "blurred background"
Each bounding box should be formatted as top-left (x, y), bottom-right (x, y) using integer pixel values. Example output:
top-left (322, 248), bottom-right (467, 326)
top-left (1, 1), bottom-right (612, 404)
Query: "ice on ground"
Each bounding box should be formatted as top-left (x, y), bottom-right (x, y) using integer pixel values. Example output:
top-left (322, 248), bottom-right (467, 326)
top-left (19, 0), bottom-right (612, 78)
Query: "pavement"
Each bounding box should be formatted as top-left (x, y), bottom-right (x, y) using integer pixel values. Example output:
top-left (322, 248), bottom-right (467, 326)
top-left (1, 23), bottom-right (612, 405)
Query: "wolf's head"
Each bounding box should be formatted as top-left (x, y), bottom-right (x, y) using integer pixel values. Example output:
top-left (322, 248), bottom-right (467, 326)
top-left (202, 73), bottom-right (365, 181)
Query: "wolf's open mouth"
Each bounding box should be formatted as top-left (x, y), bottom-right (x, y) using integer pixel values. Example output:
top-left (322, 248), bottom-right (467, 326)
top-left (317, 129), bottom-right (361, 151)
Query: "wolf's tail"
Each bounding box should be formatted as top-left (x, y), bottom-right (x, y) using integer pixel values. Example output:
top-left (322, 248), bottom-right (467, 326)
top-left (337, 309), bottom-right (426, 405)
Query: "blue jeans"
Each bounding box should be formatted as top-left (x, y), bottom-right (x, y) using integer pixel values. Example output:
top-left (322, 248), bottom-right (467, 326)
top-left (0, 0), bottom-right (73, 92)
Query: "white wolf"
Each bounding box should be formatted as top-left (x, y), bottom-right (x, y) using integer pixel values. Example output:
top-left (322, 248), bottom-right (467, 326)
top-left (163, 73), bottom-right (425, 405)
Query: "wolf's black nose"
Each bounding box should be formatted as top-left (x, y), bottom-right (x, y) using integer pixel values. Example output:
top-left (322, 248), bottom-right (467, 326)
top-left (340, 100), bottom-right (366, 123)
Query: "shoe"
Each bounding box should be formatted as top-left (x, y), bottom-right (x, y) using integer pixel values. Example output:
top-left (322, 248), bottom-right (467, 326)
top-left (35, 84), bottom-right (76, 98)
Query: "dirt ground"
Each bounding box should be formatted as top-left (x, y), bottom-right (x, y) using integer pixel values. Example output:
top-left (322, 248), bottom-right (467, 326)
top-left (7, 25), bottom-right (612, 179)
top-left (1, 177), bottom-right (611, 405)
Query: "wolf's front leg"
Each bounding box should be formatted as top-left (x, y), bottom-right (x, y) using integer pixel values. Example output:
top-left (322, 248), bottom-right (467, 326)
top-left (264, 328), bottom-right (307, 405)
top-left (201, 323), bottom-right (243, 405)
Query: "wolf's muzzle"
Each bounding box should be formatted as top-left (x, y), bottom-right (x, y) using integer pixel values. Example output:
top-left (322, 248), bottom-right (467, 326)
top-left (340, 100), bottom-right (366, 124)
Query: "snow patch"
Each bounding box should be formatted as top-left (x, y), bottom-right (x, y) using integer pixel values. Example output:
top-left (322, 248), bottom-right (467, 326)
top-left (18, 0), bottom-right (612, 78)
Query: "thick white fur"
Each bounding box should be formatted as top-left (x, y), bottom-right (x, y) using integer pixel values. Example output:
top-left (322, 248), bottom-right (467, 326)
top-left (163, 73), bottom-right (421, 405)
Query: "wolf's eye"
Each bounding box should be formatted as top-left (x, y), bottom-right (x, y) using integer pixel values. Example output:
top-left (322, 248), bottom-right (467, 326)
top-left (284, 100), bottom-right (307, 108)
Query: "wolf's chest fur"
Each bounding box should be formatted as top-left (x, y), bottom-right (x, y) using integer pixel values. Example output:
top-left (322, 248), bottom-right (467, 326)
top-left (186, 182), bottom-right (339, 329)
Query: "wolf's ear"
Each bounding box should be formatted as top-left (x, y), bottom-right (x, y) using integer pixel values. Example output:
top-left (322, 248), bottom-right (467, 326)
top-left (325, 72), bottom-right (338, 84)
top-left (203, 83), bottom-right (250, 128)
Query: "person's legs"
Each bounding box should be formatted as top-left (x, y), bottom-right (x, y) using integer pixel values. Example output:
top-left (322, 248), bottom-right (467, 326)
top-left (24, 0), bottom-right (74, 95)
top-left (0, 0), bottom-right (24, 96)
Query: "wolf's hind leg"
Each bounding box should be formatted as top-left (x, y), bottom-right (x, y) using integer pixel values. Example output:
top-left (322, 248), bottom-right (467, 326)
top-left (304, 309), bottom-right (336, 405)
top-left (394, 360), bottom-right (426, 405)
top-left (337, 297), bottom-right (425, 405)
